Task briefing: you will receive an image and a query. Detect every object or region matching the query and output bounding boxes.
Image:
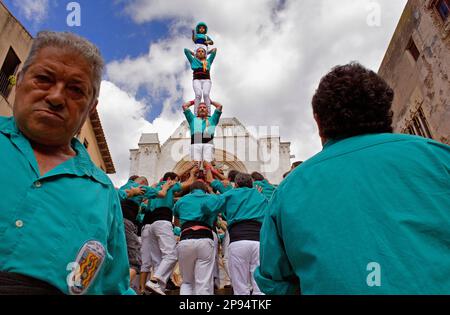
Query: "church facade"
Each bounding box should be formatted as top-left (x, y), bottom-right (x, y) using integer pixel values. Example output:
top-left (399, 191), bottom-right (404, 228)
top-left (130, 117), bottom-right (293, 185)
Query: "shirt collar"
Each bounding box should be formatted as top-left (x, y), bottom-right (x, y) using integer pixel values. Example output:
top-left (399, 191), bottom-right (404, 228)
top-left (0, 117), bottom-right (110, 186)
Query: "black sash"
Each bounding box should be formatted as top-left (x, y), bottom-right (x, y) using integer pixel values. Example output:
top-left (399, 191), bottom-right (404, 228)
top-left (228, 220), bottom-right (262, 243)
top-left (142, 207), bottom-right (172, 226)
top-left (193, 69), bottom-right (211, 80)
top-left (0, 272), bottom-right (64, 295)
top-left (191, 133), bottom-right (214, 144)
top-left (120, 199), bottom-right (139, 223)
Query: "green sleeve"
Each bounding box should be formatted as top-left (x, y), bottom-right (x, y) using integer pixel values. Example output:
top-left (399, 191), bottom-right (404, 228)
top-left (254, 190), bottom-right (299, 295)
top-left (171, 182), bottom-right (183, 193)
top-left (184, 48), bottom-right (194, 64)
top-left (204, 194), bottom-right (225, 217)
top-left (97, 190), bottom-right (136, 295)
top-left (210, 109), bottom-right (222, 126)
top-left (208, 49), bottom-right (217, 65)
top-left (211, 179), bottom-right (225, 193)
top-left (184, 109), bottom-right (195, 125)
top-left (143, 186), bottom-right (160, 200)
top-left (117, 181), bottom-right (133, 201)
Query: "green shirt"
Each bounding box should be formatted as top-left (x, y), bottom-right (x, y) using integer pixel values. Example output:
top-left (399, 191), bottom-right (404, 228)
top-left (0, 116), bottom-right (134, 295)
top-left (253, 179), bottom-right (276, 201)
top-left (173, 189), bottom-right (224, 227)
top-left (184, 48), bottom-right (216, 71)
top-left (147, 181), bottom-right (182, 211)
top-left (184, 108), bottom-right (222, 138)
top-left (118, 180), bottom-right (160, 205)
top-left (255, 133), bottom-right (450, 295)
top-left (219, 187), bottom-right (268, 228)
top-left (211, 179), bottom-right (232, 194)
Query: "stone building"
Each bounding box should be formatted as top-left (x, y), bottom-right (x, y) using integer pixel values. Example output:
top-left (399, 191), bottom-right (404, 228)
top-left (130, 117), bottom-right (293, 185)
top-left (379, 0), bottom-right (449, 144)
top-left (0, 1), bottom-right (115, 173)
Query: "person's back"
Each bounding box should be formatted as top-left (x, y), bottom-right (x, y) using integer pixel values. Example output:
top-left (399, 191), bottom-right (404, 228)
top-left (255, 62), bottom-right (450, 295)
top-left (221, 187), bottom-right (267, 229)
top-left (266, 133), bottom-right (450, 294)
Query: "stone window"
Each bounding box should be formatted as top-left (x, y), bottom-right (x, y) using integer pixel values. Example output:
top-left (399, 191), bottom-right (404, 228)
top-left (403, 107), bottom-right (433, 139)
top-left (406, 37), bottom-right (420, 61)
top-left (0, 47), bottom-right (21, 98)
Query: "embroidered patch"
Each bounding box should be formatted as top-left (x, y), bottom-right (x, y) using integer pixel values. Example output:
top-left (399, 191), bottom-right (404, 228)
top-left (67, 240), bottom-right (106, 295)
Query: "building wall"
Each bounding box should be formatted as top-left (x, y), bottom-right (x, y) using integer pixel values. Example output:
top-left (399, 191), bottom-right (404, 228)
top-left (379, 0), bottom-right (450, 144)
top-left (0, 2), bottom-right (33, 115)
top-left (77, 118), bottom-right (108, 172)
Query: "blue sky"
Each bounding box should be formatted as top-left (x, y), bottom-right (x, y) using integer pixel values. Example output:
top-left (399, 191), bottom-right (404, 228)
top-left (3, 0), bottom-right (170, 120)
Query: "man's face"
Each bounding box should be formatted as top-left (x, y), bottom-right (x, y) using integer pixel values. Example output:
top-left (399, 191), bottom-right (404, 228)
top-left (196, 49), bottom-right (206, 60)
top-left (198, 26), bottom-right (206, 34)
top-left (13, 46), bottom-right (98, 147)
top-left (197, 103), bottom-right (208, 117)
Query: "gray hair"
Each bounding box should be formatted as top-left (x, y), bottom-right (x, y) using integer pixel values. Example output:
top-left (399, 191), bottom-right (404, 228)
top-left (21, 31), bottom-right (104, 99)
top-left (235, 173), bottom-right (254, 189)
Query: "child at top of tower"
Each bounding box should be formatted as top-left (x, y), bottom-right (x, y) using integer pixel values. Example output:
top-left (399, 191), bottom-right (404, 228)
top-left (192, 22), bottom-right (214, 48)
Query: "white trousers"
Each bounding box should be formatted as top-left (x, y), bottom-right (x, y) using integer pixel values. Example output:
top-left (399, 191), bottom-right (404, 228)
top-left (193, 79), bottom-right (212, 115)
top-left (142, 220), bottom-right (177, 288)
top-left (191, 143), bottom-right (214, 162)
top-left (222, 230), bottom-right (231, 280)
top-left (177, 238), bottom-right (215, 295)
top-left (228, 240), bottom-right (264, 295)
top-left (213, 232), bottom-right (220, 288)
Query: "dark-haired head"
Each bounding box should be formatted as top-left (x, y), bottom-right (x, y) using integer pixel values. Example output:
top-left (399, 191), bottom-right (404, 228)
top-left (163, 172), bottom-right (179, 181)
top-left (227, 170), bottom-right (239, 182)
top-left (235, 173), bottom-right (253, 188)
top-left (312, 62), bottom-right (394, 141)
top-left (190, 181), bottom-right (209, 193)
top-left (128, 175), bottom-right (139, 181)
top-left (251, 172), bottom-right (265, 182)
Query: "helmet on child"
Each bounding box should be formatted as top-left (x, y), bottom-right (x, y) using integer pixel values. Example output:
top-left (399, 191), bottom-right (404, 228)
top-left (196, 22), bottom-right (208, 34)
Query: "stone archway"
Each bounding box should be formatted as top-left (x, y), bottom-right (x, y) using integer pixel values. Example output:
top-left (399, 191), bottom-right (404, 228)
top-left (172, 148), bottom-right (248, 176)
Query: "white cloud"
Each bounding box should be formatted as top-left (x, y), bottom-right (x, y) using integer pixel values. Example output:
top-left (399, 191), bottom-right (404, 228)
top-left (11, 0), bottom-right (49, 24)
top-left (97, 81), bottom-right (185, 187)
top-left (102, 0), bottom-right (407, 185)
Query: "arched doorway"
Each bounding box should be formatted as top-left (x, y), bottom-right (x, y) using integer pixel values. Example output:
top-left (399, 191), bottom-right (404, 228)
top-left (172, 148), bottom-right (248, 176)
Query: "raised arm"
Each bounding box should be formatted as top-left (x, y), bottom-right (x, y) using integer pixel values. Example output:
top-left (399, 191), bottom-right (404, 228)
top-left (211, 100), bottom-right (222, 112)
top-left (180, 164), bottom-right (199, 190)
top-left (182, 100), bottom-right (195, 112)
top-left (184, 48), bottom-right (194, 63)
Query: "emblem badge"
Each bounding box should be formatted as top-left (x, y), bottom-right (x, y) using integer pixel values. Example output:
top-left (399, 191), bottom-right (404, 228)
top-left (67, 240), bottom-right (106, 295)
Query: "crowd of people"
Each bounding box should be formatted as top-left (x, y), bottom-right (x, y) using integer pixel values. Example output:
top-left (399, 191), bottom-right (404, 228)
top-left (0, 29), bottom-right (448, 296)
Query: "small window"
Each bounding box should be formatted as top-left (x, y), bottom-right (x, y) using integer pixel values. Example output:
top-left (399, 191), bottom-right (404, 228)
top-left (436, 0), bottom-right (450, 21)
top-left (0, 47), bottom-right (21, 98)
top-left (83, 139), bottom-right (89, 149)
top-left (406, 38), bottom-right (420, 61)
top-left (403, 107), bottom-right (433, 139)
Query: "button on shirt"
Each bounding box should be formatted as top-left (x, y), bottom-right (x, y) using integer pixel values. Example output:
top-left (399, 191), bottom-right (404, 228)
top-left (0, 117), bottom-right (134, 295)
top-left (254, 133), bottom-right (450, 295)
